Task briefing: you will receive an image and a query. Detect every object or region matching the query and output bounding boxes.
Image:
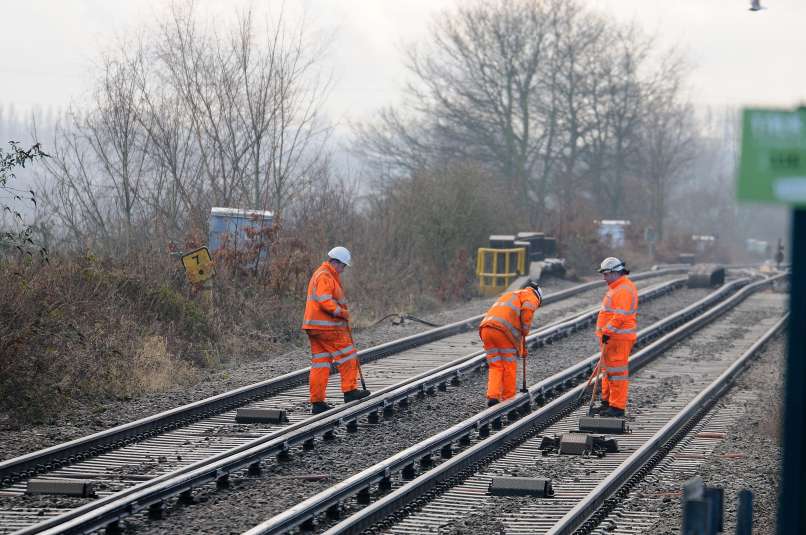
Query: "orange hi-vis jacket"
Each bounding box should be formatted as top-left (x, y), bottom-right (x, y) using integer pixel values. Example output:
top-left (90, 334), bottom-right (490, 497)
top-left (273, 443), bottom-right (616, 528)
top-left (302, 261), bottom-right (350, 332)
top-left (596, 276), bottom-right (638, 341)
top-left (480, 288), bottom-right (541, 347)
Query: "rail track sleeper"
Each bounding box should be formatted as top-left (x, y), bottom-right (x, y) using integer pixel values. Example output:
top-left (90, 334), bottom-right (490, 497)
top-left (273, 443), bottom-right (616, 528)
top-left (7, 272), bottom-right (700, 535)
top-left (326, 503), bottom-right (342, 520)
top-left (357, 487), bottom-right (371, 505)
top-left (248, 461), bottom-right (262, 475)
top-left (299, 276), bottom-right (783, 535)
top-left (147, 502), bottom-right (163, 519)
top-left (402, 464), bottom-right (416, 480)
top-left (178, 489), bottom-right (194, 504)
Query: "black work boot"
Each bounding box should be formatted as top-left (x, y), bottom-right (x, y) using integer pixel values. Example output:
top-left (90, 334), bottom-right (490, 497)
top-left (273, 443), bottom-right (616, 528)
top-left (601, 406), bottom-right (625, 418)
top-left (487, 398), bottom-right (500, 407)
top-left (592, 401), bottom-right (610, 414)
top-left (344, 389), bottom-right (371, 402)
top-left (311, 402), bottom-right (332, 415)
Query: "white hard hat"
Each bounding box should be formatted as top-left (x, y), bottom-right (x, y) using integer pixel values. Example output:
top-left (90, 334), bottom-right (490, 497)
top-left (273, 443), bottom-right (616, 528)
top-left (327, 246), bottom-right (352, 266)
top-left (525, 280), bottom-right (543, 303)
top-left (598, 257), bottom-right (626, 274)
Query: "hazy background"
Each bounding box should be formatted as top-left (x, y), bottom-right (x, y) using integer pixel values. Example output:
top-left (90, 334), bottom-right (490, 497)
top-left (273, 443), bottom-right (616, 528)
top-left (2, 0), bottom-right (804, 125)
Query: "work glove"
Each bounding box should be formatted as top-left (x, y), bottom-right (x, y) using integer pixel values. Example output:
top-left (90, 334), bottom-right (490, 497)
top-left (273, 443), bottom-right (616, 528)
top-left (601, 334), bottom-right (610, 344)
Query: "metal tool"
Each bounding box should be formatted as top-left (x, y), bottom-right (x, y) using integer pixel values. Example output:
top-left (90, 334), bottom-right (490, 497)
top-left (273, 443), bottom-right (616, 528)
top-left (348, 325), bottom-right (368, 391)
top-left (520, 338), bottom-right (528, 393)
top-left (587, 340), bottom-right (608, 416)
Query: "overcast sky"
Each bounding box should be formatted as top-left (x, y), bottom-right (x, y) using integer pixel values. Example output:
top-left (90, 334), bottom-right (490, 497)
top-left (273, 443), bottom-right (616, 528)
top-left (2, 0), bottom-right (805, 128)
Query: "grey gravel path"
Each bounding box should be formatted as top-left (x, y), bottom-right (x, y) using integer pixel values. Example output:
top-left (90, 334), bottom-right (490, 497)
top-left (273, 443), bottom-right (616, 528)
top-left (111, 285), bottom-right (710, 534)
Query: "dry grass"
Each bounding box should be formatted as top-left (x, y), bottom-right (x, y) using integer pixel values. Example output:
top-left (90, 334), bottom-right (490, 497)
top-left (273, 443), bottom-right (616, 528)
top-left (128, 336), bottom-right (198, 394)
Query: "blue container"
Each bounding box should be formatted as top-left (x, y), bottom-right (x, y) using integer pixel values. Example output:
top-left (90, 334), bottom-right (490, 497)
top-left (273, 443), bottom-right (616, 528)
top-left (208, 207), bottom-right (274, 256)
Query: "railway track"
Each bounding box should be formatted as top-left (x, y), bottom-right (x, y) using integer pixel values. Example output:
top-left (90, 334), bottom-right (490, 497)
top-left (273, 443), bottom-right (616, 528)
top-left (254, 274), bottom-right (784, 535)
top-left (98, 274), bottom-right (760, 533)
top-left (0, 270), bottom-right (685, 534)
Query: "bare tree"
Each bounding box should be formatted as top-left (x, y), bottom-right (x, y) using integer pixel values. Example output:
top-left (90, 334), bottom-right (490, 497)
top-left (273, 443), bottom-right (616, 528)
top-left (155, 4), bottom-right (331, 217)
top-left (637, 54), bottom-right (697, 240)
top-left (353, 0), bottom-right (679, 233)
top-left (39, 2), bottom-right (333, 251)
top-left (358, 0), bottom-right (560, 223)
top-left (583, 25), bottom-right (649, 217)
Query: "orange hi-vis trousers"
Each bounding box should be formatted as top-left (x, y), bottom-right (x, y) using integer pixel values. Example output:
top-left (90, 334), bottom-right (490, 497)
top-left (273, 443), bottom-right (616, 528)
top-left (480, 327), bottom-right (520, 402)
top-left (307, 331), bottom-right (358, 403)
top-left (600, 338), bottom-right (634, 410)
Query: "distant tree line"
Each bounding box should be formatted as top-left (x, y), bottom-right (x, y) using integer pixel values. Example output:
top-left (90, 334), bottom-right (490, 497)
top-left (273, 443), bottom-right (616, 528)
top-left (21, 0), bottom-right (777, 278)
top-left (356, 0), bottom-right (698, 242)
top-left (36, 3), bottom-right (330, 255)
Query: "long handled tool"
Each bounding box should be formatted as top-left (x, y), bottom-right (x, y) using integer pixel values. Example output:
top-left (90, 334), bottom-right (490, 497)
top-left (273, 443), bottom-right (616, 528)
top-left (586, 340), bottom-right (607, 416)
top-left (587, 364), bottom-right (601, 416)
top-left (577, 340), bottom-right (606, 398)
top-left (576, 359), bottom-right (601, 402)
top-left (520, 338), bottom-right (528, 393)
top-left (348, 325), bottom-right (368, 391)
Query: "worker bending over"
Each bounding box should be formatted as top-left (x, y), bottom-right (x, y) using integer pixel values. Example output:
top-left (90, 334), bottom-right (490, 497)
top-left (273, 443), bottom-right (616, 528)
top-left (303, 246), bottom-right (370, 414)
top-left (479, 281), bottom-right (543, 406)
top-left (594, 257), bottom-right (638, 418)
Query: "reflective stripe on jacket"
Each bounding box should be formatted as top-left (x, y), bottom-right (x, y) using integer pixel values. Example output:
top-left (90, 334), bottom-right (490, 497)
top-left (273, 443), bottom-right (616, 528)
top-left (479, 288), bottom-right (541, 347)
top-left (302, 261), bottom-right (350, 332)
top-left (596, 276), bottom-right (638, 341)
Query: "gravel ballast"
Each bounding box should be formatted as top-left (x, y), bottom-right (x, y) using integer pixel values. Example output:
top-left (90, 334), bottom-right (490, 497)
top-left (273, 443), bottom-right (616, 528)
top-left (412, 292), bottom-right (786, 535)
top-left (106, 284), bottom-right (711, 534)
top-left (0, 276), bottom-right (586, 462)
top-left (619, 334), bottom-right (785, 535)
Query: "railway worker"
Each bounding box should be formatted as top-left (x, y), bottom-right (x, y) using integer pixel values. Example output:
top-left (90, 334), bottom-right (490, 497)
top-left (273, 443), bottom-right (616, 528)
top-left (303, 246), bottom-right (370, 414)
top-left (479, 280), bottom-right (543, 406)
top-left (594, 257), bottom-right (638, 418)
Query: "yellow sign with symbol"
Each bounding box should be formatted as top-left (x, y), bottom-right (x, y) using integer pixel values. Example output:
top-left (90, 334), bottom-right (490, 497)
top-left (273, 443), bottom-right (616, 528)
top-left (181, 246), bottom-right (215, 284)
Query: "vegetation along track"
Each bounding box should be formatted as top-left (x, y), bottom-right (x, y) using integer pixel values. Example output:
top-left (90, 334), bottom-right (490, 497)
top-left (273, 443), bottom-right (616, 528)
top-left (269, 274), bottom-right (784, 535)
top-left (0, 269), bottom-right (684, 533)
top-left (41, 272), bottom-right (759, 534)
top-left (0, 270), bottom-right (698, 534)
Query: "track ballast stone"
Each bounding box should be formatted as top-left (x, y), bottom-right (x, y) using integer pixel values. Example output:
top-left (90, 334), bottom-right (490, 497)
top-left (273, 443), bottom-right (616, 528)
top-left (111, 284), bottom-right (709, 534)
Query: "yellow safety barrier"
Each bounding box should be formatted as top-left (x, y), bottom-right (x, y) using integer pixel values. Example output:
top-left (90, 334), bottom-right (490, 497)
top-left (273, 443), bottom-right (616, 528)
top-left (476, 247), bottom-right (527, 296)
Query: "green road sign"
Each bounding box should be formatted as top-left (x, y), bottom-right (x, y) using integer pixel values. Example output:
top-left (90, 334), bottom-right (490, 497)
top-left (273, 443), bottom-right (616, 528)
top-left (738, 107), bottom-right (806, 205)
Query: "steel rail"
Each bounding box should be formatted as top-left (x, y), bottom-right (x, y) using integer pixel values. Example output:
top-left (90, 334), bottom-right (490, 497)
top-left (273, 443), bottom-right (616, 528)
top-left (239, 277), bottom-right (752, 534)
top-left (546, 313), bottom-right (789, 535)
top-left (311, 274), bottom-right (784, 535)
top-left (0, 269), bottom-right (683, 487)
top-left (14, 276), bottom-right (687, 535)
